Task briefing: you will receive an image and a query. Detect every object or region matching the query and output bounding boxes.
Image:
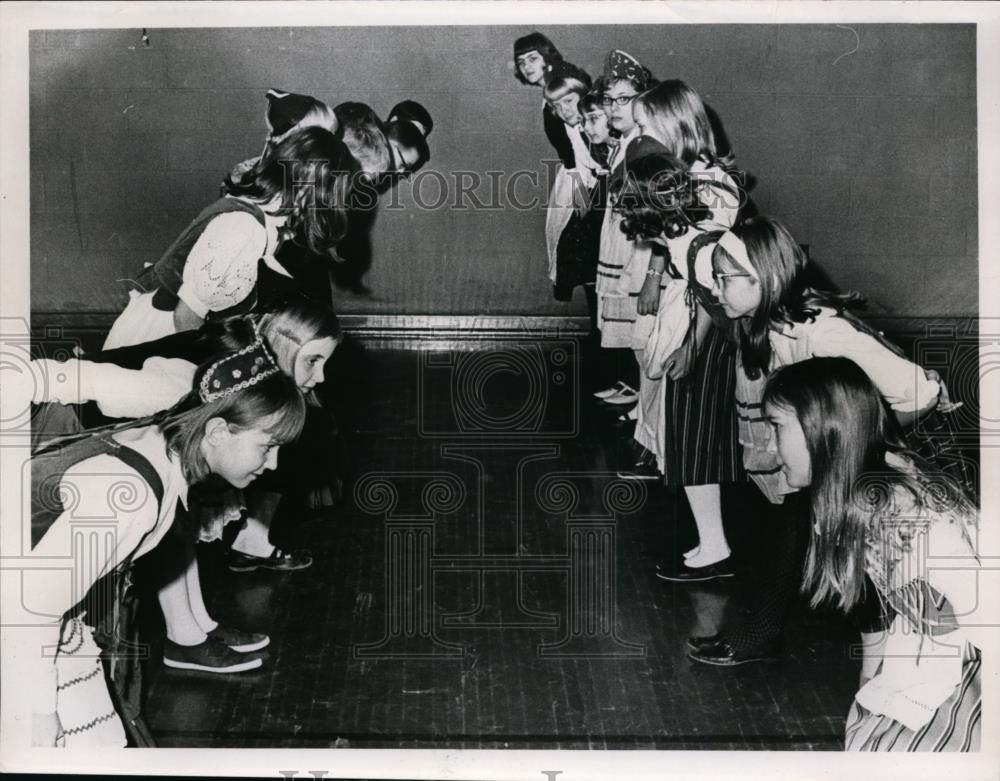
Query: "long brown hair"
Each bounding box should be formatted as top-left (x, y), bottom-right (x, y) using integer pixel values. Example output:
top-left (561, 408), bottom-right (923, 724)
top-left (635, 79), bottom-right (728, 168)
top-left (763, 357), bottom-right (976, 612)
top-left (722, 216), bottom-right (889, 379)
top-left (224, 126), bottom-right (358, 262)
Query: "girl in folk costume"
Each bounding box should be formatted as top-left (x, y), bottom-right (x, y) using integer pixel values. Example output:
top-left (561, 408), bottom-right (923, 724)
top-left (624, 80), bottom-right (746, 579)
top-left (593, 50), bottom-right (657, 409)
top-left (33, 298), bottom-right (342, 674)
top-left (512, 34), bottom-right (583, 292)
top-left (613, 147), bottom-right (744, 582)
top-left (543, 65), bottom-right (607, 325)
top-left (560, 86), bottom-right (615, 342)
top-left (688, 216), bottom-right (948, 667)
top-left (330, 99), bottom-right (433, 296)
top-left (247, 91), bottom-right (431, 297)
top-left (541, 64), bottom-right (604, 295)
top-left (761, 357), bottom-right (982, 751)
top-left (12, 339), bottom-right (306, 746)
top-left (103, 127), bottom-right (357, 350)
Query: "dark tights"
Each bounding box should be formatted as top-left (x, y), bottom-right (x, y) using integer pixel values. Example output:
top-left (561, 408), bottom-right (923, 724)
top-left (727, 490), bottom-right (810, 651)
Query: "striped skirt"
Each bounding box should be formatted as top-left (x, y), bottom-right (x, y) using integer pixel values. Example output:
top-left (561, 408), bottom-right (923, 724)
top-left (844, 644), bottom-right (981, 751)
top-left (660, 326), bottom-right (744, 486)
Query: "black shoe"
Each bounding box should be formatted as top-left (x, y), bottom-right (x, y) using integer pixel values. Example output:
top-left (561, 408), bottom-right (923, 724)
top-left (655, 558), bottom-right (735, 583)
top-left (207, 625), bottom-right (270, 653)
top-left (228, 548), bottom-right (313, 572)
top-left (163, 637), bottom-right (263, 673)
top-left (686, 632), bottom-right (724, 652)
top-left (616, 462), bottom-right (660, 481)
top-left (688, 638), bottom-right (783, 667)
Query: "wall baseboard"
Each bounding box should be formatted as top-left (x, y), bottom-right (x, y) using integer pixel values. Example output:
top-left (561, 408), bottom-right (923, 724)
top-left (29, 312), bottom-right (593, 350)
top-left (29, 311), bottom-right (981, 349)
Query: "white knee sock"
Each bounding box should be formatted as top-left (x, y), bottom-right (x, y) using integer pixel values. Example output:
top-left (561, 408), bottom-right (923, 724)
top-left (683, 484), bottom-right (730, 567)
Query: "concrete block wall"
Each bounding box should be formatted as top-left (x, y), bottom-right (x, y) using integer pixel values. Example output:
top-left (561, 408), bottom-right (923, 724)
top-left (29, 24), bottom-right (977, 318)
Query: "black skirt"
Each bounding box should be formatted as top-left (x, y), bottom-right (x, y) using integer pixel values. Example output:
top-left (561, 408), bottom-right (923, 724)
top-left (661, 325), bottom-right (744, 486)
top-left (553, 208), bottom-right (602, 297)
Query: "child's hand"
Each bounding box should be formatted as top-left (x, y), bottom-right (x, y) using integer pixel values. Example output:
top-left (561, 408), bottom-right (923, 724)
top-left (926, 369), bottom-right (963, 413)
top-left (637, 276), bottom-right (661, 315)
top-left (662, 345), bottom-right (695, 381)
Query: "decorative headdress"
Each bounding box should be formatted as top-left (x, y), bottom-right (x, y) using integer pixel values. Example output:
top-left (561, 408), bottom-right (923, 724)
top-left (603, 50), bottom-right (653, 89)
top-left (265, 88), bottom-right (328, 138)
top-left (387, 100), bottom-right (433, 138)
top-left (198, 322), bottom-right (281, 403)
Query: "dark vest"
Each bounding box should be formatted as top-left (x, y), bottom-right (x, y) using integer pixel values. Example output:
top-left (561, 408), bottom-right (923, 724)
top-left (32, 436), bottom-right (165, 549)
top-left (144, 198), bottom-right (300, 319)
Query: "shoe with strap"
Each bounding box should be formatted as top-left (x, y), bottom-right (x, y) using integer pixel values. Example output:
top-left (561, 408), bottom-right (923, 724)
top-left (228, 547), bottom-right (313, 573)
top-left (656, 558), bottom-right (735, 583)
top-left (688, 637), bottom-right (783, 667)
top-left (593, 380), bottom-right (629, 400)
top-left (602, 386), bottom-right (639, 405)
top-left (616, 462), bottom-right (660, 481)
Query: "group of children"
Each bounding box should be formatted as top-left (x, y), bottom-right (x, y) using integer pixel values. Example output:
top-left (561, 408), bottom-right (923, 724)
top-left (515, 32), bottom-right (982, 751)
top-left (11, 37), bottom-right (984, 752)
top-left (17, 91), bottom-right (433, 746)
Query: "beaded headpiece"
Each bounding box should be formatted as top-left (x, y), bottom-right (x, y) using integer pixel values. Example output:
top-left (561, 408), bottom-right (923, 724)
top-left (603, 50), bottom-right (653, 89)
top-left (198, 322), bottom-right (281, 403)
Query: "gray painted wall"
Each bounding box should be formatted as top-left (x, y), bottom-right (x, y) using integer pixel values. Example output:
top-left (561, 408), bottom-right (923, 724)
top-left (30, 24), bottom-right (977, 318)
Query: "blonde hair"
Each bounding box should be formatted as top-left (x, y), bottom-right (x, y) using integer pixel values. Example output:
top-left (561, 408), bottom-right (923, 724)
top-left (636, 80), bottom-right (718, 166)
top-left (257, 296), bottom-right (342, 402)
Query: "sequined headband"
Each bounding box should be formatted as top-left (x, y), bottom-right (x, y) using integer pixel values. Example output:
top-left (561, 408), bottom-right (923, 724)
top-left (603, 49), bottom-right (652, 86)
top-left (716, 231), bottom-right (759, 280)
top-left (198, 323), bottom-right (281, 403)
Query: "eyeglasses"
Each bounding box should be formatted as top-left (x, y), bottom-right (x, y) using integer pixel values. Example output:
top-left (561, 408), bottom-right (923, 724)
top-left (388, 144), bottom-right (416, 179)
top-left (601, 94), bottom-right (637, 107)
top-left (712, 272), bottom-right (753, 283)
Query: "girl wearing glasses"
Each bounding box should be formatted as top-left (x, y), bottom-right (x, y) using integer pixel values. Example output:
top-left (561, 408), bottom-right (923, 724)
top-left (624, 80), bottom-right (746, 581)
top-left (688, 215), bottom-right (947, 668)
top-left (613, 148), bottom-right (745, 585)
top-left (593, 51), bottom-right (657, 434)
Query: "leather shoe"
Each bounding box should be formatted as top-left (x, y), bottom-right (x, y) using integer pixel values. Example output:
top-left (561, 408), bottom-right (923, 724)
top-left (655, 559), bottom-right (735, 583)
top-left (688, 638), bottom-right (782, 667)
top-left (228, 547), bottom-right (313, 573)
top-left (686, 632), bottom-right (724, 652)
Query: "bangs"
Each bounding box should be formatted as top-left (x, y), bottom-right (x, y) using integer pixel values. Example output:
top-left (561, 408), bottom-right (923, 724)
top-left (262, 394), bottom-right (307, 444)
top-left (544, 83), bottom-right (571, 101)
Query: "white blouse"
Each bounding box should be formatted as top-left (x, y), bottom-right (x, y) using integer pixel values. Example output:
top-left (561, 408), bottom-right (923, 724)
top-left (769, 308), bottom-right (941, 414)
top-left (8, 426), bottom-right (188, 716)
top-left (176, 199), bottom-right (291, 319)
top-left (33, 357), bottom-right (195, 420)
